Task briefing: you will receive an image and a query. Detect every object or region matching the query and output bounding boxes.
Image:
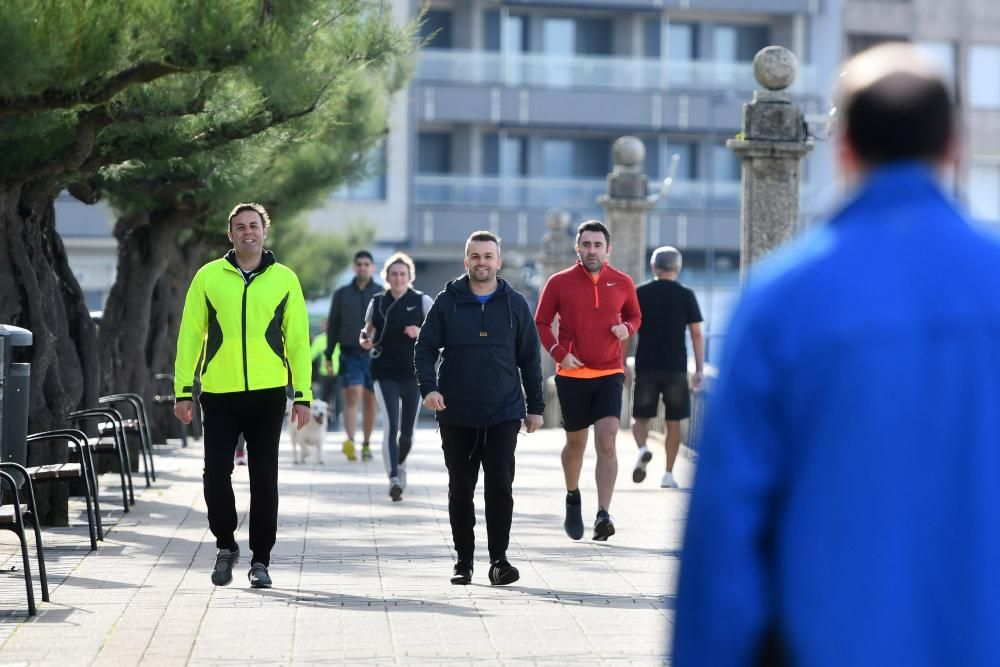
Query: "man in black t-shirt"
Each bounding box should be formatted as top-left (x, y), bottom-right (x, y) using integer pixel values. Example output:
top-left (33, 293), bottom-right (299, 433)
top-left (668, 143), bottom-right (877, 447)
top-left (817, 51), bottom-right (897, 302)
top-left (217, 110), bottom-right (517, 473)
top-left (631, 247), bottom-right (704, 489)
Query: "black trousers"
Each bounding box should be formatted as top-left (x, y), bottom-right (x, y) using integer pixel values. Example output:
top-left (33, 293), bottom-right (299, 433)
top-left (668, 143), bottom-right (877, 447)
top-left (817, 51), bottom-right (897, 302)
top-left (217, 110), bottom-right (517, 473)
top-left (440, 420), bottom-right (520, 562)
top-left (374, 377), bottom-right (421, 478)
top-left (200, 387), bottom-right (286, 566)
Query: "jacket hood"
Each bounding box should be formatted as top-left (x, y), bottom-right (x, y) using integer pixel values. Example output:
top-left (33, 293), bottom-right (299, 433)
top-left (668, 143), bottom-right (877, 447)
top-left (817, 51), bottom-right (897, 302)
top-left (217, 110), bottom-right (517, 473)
top-left (444, 274), bottom-right (515, 328)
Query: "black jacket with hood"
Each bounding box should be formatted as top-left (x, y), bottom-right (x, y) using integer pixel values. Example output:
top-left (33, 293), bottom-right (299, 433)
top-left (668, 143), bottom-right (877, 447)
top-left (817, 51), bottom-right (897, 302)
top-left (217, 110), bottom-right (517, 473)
top-left (414, 275), bottom-right (544, 427)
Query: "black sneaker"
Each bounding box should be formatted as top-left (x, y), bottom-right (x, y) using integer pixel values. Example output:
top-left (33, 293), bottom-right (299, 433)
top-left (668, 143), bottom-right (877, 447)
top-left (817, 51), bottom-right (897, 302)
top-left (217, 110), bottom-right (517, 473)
top-left (488, 559), bottom-right (520, 586)
top-left (211, 546), bottom-right (240, 586)
top-left (593, 510), bottom-right (616, 541)
top-left (248, 562), bottom-right (272, 588)
top-left (450, 560), bottom-right (473, 585)
top-left (564, 492), bottom-right (584, 540)
top-left (389, 477), bottom-right (403, 502)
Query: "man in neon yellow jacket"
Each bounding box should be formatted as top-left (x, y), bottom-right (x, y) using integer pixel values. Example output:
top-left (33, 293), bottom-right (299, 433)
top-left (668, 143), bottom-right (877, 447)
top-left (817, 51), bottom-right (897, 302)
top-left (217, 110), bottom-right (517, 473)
top-left (174, 202), bottom-right (311, 590)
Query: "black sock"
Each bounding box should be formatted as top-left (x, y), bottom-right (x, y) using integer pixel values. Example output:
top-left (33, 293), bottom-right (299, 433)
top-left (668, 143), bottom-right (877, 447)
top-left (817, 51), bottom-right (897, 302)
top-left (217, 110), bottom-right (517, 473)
top-left (566, 488), bottom-right (581, 504)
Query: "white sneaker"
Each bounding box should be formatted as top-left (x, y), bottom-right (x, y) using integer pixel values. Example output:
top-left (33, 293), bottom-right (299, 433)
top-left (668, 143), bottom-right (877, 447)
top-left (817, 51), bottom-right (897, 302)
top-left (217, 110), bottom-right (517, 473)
top-left (398, 463), bottom-right (407, 491)
top-left (660, 471), bottom-right (678, 489)
top-left (632, 446), bottom-right (653, 483)
top-left (389, 476), bottom-right (403, 502)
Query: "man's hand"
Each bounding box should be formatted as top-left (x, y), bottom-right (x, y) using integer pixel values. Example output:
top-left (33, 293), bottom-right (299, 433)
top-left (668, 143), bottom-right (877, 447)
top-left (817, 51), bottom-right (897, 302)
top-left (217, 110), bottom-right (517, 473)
top-left (359, 330), bottom-right (374, 350)
top-left (523, 414), bottom-right (543, 433)
top-left (174, 401), bottom-right (193, 424)
top-left (691, 370), bottom-right (704, 392)
top-left (292, 404), bottom-right (310, 431)
top-left (325, 359), bottom-right (334, 374)
top-left (610, 323), bottom-right (630, 340)
top-left (403, 325), bottom-right (421, 339)
top-left (423, 391), bottom-right (446, 411)
top-left (560, 352), bottom-right (584, 370)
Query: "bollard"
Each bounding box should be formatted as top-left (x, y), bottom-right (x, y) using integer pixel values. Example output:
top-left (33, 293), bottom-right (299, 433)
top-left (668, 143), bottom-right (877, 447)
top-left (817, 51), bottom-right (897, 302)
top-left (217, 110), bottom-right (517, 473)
top-left (0, 325), bottom-right (33, 466)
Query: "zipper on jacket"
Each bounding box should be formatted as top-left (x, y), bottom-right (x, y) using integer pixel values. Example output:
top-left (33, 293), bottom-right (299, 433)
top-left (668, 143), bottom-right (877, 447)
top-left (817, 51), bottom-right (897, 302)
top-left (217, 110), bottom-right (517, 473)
top-left (480, 303), bottom-right (488, 337)
top-left (241, 280), bottom-right (250, 391)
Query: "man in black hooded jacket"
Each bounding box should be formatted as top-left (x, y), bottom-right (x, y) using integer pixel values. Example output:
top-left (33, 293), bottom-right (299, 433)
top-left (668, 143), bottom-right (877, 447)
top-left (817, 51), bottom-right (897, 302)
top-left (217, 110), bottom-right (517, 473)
top-left (414, 230), bottom-right (544, 586)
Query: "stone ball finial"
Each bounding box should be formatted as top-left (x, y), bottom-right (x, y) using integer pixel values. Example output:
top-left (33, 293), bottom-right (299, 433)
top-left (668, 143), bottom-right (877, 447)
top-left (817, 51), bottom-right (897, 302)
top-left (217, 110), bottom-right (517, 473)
top-left (544, 207), bottom-right (571, 230)
top-left (753, 46), bottom-right (797, 91)
top-left (612, 136), bottom-right (645, 168)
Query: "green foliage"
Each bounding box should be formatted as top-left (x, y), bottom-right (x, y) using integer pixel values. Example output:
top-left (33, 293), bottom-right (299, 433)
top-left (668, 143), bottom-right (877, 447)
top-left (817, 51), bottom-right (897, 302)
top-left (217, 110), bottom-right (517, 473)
top-left (267, 216), bottom-right (375, 300)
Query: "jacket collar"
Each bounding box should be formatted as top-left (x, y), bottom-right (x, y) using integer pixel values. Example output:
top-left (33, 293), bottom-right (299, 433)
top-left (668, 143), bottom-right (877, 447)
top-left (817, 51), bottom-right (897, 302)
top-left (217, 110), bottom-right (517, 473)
top-left (224, 249), bottom-right (276, 274)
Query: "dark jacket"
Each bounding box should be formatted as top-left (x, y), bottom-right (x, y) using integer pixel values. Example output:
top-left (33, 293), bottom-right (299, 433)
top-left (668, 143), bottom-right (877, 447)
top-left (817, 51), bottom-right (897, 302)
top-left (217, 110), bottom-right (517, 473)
top-left (325, 277), bottom-right (381, 358)
top-left (414, 276), bottom-right (544, 427)
top-left (369, 287), bottom-right (429, 381)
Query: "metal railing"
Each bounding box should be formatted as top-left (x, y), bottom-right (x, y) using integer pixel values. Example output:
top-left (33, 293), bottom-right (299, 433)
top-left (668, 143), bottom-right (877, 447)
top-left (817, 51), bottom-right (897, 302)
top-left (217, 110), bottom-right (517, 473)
top-left (418, 49), bottom-right (821, 95)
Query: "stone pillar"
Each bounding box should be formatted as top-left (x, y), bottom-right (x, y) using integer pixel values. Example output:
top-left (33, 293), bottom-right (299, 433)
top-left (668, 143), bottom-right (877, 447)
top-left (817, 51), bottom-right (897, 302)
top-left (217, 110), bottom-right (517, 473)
top-left (727, 46), bottom-right (813, 281)
top-left (536, 209), bottom-right (576, 426)
top-left (598, 136), bottom-right (654, 287)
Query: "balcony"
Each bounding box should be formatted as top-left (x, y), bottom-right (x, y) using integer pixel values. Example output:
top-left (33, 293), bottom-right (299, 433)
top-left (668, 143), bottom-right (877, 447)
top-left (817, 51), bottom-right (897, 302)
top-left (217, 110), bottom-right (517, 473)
top-left (413, 175), bottom-right (743, 211)
top-left (417, 49), bottom-right (820, 96)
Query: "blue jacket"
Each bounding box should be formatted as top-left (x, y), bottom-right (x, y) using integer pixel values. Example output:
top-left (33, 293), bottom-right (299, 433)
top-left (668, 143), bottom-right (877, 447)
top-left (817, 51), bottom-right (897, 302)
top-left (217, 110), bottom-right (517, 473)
top-left (674, 164), bottom-right (1000, 666)
top-left (414, 275), bottom-right (544, 427)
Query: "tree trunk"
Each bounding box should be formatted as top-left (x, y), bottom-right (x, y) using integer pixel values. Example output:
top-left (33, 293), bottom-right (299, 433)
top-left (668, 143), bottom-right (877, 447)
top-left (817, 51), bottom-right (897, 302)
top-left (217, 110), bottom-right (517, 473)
top-left (0, 182), bottom-right (99, 526)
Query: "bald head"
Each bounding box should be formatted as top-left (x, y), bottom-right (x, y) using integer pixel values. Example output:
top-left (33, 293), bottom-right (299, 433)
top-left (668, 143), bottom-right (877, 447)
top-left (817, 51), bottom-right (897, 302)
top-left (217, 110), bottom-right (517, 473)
top-left (835, 43), bottom-right (955, 169)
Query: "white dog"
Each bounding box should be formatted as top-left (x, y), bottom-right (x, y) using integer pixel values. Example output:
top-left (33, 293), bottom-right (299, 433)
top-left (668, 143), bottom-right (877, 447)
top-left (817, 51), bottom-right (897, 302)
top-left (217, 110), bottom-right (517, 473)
top-left (290, 399), bottom-right (329, 464)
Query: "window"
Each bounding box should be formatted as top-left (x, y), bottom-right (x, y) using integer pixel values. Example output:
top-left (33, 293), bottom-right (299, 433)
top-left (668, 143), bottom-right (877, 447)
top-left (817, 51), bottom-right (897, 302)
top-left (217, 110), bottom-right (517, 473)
top-left (667, 141), bottom-right (698, 179)
top-left (969, 163), bottom-right (1000, 221)
top-left (482, 134), bottom-right (499, 175)
top-left (506, 14), bottom-right (528, 53)
top-left (483, 10), bottom-right (501, 52)
top-left (969, 46), bottom-right (1000, 109)
top-left (575, 18), bottom-right (612, 56)
top-left (712, 144), bottom-right (741, 181)
top-left (644, 18), bottom-right (661, 58)
top-left (418, 132), bottom-right (451, 174)
top-left (918, 41), bottom-right (956, 93)
top-left (543, 18), bottom-right (575, 55)
top-left (543, 139), bottom-right (574, 178)
top-left (713, 24), bottom-right (769, 62)
top-left (542, 138), bottom-right (610, 178)
top-left (847, 33), bottom-right (903, 56)
top-left (421, 9), bottom-right (453, 49)
top-left (667, 22), bottom-right (697, 60)
top-left (503, 136), bottom-right (529, 176)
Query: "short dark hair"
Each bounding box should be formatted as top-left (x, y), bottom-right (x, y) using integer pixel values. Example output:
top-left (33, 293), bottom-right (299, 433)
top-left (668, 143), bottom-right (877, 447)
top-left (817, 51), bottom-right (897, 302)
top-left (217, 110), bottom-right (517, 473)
top-left (228, 202), bottom-right (270, 232)
top-left (465, 230), bottom-right (501, 256)
top-left (353, 250), bottom-right (374, 263)
top-left (837, 43), bottom-right (954, 167)
top-left (576, 220), bottom-right (610, 246)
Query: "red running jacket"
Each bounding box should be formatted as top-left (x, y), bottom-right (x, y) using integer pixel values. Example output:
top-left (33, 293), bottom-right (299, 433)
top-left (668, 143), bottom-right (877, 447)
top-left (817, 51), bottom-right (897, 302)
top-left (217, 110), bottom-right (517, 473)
top-left (534, 261), bottom-right (641, 375)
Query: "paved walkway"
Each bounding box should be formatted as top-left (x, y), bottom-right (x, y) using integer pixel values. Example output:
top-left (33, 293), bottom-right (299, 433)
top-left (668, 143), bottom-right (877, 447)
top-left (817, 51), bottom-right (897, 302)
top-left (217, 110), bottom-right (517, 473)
top-left (0, 425), bottom-right (692, 665)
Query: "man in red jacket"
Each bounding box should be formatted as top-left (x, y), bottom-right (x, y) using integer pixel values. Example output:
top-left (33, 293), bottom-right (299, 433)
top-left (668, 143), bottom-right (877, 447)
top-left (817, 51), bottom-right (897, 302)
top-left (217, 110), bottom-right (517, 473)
top-left (535, 220), bottom-right (641, 541)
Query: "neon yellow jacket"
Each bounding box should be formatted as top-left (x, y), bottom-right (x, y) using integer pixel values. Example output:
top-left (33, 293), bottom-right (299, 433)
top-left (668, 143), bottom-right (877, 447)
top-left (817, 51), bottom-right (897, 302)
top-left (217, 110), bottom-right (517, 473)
top-left (174, 250), bottom-right (312, 404)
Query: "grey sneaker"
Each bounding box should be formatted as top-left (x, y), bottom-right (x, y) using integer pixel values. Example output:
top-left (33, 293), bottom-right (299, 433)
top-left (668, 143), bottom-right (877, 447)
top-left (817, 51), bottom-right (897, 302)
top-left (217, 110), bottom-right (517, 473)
top-left (632, 446), bottom-right (653, 483)
top-left (211, 546), bottom-right (240, 586)
top-left (389, 476), bottom-right (403, 502)
top-left (248, 562), bottom-right (272, 588)
top-left (398, 463), bottom-right (407, 491)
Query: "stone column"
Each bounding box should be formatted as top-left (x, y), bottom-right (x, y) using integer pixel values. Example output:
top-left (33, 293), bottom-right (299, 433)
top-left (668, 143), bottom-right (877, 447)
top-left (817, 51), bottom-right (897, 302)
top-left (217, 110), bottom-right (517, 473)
top-left (598, 136), bottom-right (654, 288)
top-left (727, 46), bottom-right (813, 281)
top-left (535, 209), bottom-right (576, 426)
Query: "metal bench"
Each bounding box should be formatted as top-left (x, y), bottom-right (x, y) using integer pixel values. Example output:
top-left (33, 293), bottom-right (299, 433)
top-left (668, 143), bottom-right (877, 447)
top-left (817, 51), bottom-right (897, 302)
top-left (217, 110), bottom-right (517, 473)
top-left (0, 464), bottom-right (49, 616)
top-left (69, 407), bottom-right (133, 512)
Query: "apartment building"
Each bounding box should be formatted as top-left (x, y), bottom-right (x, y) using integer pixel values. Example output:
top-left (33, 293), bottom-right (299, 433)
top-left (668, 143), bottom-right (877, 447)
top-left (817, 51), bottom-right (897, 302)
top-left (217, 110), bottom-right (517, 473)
top-left (311, 0), bottom-right (839, 329)
top-left (841, 0), bottom-right (1000, 225)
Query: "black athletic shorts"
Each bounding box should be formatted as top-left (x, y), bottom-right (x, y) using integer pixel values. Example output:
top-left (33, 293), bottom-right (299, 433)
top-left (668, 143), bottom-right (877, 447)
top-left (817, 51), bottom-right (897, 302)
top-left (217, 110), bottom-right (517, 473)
top-left (632, 371), bottom-right (690, 420)
top-left (555, 373), bottom-right (625, 432)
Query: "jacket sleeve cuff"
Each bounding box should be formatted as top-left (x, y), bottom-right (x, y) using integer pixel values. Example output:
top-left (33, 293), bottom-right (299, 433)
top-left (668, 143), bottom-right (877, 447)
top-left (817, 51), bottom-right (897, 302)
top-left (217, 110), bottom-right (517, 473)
top-left (293, 400), bottom-right (311, 407)
top-left (550, 345), bottom-right (567, 363)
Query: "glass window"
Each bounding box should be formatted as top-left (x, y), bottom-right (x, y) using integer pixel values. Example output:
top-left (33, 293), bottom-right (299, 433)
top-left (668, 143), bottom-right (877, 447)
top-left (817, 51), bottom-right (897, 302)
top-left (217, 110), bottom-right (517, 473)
top-left (918, 41), bottom-right (955, 92)
top-left (575, 138), bottom-right (611, 177)
top-left (483, 10), bottom-right (501, 52)
top-left (482, 133), bottom-right (499, 175)
top-left (969, 45), bottom-right (1000, 109)
top-left (576, 18), bottom-right (613, 56)
top-left (503, 136), bottom-right (529, 176)
top-left (712, 144), bottom-right (741, 181)
top-left (644, 18), bottom-right (661, 58)
top-left (543, 18), bottom-right (575, 55)
top-left (542, 139), bottom-right (574, 178)
top-left (847, 33), bottom-right (901, 56)
top-left (506, 14), bottom-right (528, 53)
top-left (713, 24), bottom-right (769, 62)
top-left (418, 132), bottom-right (451, 174)
top-left (667, 22), bottom-right (697, 60)
top-left (667, 141), bottom-right (698, 179)
top-left (421, 9), bottom-right (453, 49)
top-left (969, 163), bottom-right (1000, 221)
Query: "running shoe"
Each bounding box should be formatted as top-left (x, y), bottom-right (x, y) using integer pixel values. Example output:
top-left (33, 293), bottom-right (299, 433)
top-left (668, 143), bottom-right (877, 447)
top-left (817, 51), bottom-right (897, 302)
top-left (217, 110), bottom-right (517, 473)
top-left (632, 446), bottom-right (652, 483)
top-left (564, 491), bottom-right (584, 540)
top-left (450, 560), bottom-right (473, 585)
top-left (488, 559), bottom-right (520, 586)
top-left (389, 476), bottom-right (403, 502)
top-left (248, 562), bottom-right (272, 588)
top-left (342, 439), bottom-right (356, 461)
top-left (660, 471), bottom-right (678, 489)
top-left (211, 546), bottom-right (240, 586)
top-left (361, 443), bottom-right (373, 461)
top-left (593, 510), bottom-right (616, 541)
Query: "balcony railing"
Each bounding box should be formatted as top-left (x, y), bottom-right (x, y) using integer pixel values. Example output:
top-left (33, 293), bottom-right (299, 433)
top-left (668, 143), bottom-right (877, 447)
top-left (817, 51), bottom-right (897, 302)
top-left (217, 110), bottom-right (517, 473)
top-left (414, 175), bottom-right (743, 210)
top-left (417, 49), bottom-right (820, 95)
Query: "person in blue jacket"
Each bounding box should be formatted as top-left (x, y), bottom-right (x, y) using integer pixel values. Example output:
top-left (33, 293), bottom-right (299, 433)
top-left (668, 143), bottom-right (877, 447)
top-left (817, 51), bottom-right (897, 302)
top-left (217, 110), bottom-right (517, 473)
top-left (414, 230), bottom-right (544, 587)
top-left (674, 43), bottom-right (1000, 666)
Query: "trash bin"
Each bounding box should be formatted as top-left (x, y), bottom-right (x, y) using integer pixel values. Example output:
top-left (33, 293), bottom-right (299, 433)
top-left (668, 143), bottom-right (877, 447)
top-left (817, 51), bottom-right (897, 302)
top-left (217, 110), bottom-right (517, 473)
top-left (0, 324), bottom-right (32, 466)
